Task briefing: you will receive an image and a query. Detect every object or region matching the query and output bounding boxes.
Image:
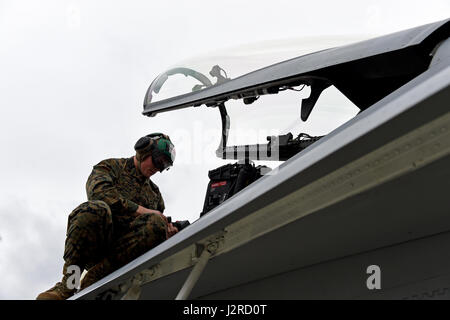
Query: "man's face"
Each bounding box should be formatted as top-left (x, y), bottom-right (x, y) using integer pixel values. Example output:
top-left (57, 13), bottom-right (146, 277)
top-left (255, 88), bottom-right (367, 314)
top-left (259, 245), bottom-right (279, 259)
top-left (140, 155), bottom-right (159, 178)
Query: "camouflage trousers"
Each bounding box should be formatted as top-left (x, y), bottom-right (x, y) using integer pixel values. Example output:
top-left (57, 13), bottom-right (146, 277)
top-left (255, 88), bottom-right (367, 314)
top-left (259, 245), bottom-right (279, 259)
top-left (63, 200), bottom-right (167, 285)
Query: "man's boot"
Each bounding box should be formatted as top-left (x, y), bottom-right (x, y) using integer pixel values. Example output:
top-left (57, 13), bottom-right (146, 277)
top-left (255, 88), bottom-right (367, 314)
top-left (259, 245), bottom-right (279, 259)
top-left (36, 263), bottom-right (78, 300)
top-left (37, 200), bottom-right (114, 300)
top-left (80, 258), bottom-right (114, 291)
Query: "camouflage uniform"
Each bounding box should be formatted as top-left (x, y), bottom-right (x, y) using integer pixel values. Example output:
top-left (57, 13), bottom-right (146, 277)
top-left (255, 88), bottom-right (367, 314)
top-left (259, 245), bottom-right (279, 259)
top-left (63, 157), bottom-right (168, 289)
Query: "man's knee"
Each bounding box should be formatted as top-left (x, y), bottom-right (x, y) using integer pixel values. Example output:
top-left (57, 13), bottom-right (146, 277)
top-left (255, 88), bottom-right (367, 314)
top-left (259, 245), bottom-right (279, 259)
top-left (68, 200), bottom-right (112, 225)
top-left (111, 213), bottom-right (168, 267)
top-left (78, 200), bottom-right (111, 216)
top-left (135, 212), bottom-right (166, 229)
top-left (131, 213), bottom-right (167, 242)
top-left (64, 200), bottom-right (113, 265)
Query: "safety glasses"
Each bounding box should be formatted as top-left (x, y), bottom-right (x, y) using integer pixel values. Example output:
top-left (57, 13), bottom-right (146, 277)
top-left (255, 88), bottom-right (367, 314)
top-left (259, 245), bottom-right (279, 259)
top-left (153, 154), bottom-right (172, 172)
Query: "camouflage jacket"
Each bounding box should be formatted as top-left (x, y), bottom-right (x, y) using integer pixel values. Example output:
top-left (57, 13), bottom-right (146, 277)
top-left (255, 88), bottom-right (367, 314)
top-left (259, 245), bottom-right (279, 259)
top-left (86, 157), bottom-right (165, 235)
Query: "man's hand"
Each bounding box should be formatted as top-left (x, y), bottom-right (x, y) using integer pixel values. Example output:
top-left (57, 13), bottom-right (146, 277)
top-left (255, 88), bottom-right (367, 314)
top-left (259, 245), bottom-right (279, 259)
top-left (136, 205), bottom-right (167, 221)
top-left (167, 223), bottom-right (178, 238)
top-left (136, 205), bottom-right (178, 239)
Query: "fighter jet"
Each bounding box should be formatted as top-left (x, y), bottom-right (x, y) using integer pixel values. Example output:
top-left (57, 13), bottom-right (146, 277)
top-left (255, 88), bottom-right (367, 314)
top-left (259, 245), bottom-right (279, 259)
top-left (72, 18), bottom-right (450, 300)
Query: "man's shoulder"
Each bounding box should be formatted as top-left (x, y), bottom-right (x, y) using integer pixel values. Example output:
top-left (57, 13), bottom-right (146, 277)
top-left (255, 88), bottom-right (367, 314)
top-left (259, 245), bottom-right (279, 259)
top-left (148, 179), bottom-right (161, 193)
top-left (95, 157), bottom-right (128, 166)
top-left (93, 157), bottom-right (131, 173)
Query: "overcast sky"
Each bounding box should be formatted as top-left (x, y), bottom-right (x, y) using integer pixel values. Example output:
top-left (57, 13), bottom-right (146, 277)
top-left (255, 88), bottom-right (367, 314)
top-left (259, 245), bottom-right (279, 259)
top-left (0, 0), bottom-right (448, 300)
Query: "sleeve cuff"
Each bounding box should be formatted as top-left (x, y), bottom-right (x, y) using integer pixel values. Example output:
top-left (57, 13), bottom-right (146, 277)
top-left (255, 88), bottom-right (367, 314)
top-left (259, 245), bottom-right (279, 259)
top-left (127, 200), bottom-right (139, 213)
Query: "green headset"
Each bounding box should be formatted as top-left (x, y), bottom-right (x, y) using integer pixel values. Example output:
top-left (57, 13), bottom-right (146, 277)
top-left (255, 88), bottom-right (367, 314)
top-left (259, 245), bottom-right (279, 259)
top-left (134, 133), bottom-right (175, 172)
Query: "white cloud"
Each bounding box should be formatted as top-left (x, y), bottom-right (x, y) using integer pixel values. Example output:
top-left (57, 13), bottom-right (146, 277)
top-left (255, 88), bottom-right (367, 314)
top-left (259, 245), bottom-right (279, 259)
top-left (0, 198), bottom-right (67, 300)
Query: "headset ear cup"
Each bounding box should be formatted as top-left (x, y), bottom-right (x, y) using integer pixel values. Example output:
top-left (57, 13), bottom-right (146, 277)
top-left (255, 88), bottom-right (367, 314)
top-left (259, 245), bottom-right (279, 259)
top-left (134, 137), bottom-right (150, 151)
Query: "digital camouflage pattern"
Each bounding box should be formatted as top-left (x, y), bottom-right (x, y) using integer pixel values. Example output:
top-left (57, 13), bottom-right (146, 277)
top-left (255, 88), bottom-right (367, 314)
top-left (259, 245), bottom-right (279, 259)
top-left (60, 157), bottom-right (168, 295)
top-left (64, 203), bottom-right (168, 291)
top-left (86, 157), bottom-right (165, 237)
top-left (63, 200), bottom-right (113, 271)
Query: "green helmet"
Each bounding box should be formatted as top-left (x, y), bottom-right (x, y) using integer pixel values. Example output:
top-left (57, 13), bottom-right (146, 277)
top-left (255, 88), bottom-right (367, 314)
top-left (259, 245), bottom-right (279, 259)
top-left (134, 133), bottom-right (175, 172)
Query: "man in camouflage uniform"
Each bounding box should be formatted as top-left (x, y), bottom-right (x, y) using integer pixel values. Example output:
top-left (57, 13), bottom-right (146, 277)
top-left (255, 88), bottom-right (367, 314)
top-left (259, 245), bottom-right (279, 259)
top-left (37, 133), bottom-right (178, 300)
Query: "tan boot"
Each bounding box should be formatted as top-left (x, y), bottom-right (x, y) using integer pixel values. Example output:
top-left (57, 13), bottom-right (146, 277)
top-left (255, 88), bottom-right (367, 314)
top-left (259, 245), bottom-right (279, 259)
top-left (80, 258), bottom-right (113, 291)
top-left (36, 263), bottom-right (78, 300)
top-left (36, 282), bottom-right (76, 300)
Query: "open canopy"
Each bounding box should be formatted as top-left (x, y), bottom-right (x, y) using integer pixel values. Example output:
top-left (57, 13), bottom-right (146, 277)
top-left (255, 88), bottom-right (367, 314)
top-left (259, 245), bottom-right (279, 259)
top-left (143, 18), bottom-right (449, 120)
